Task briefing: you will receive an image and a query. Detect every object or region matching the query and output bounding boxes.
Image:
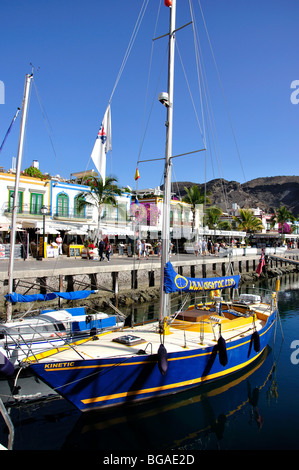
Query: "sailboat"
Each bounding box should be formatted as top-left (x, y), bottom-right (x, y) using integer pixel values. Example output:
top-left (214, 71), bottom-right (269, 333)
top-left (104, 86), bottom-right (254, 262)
top-left (26, 0), bottom-right (278, 412)
top-left (0, 73), bottom-right (124, 405)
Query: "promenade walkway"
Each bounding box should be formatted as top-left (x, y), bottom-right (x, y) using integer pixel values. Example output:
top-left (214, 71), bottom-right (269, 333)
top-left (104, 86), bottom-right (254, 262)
top-left (0, 249), bottom-right (298, 277)
top-left (0, 249), bottom-right (298, 296)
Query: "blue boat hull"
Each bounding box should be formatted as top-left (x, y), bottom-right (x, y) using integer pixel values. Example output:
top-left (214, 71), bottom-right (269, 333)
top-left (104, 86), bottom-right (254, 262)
top-left (29, 310), bottom-right (277, 412)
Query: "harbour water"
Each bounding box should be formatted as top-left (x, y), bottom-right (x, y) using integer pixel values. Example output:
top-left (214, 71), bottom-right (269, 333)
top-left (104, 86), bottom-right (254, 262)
top-left (1, 273), bottom-right (299, 451)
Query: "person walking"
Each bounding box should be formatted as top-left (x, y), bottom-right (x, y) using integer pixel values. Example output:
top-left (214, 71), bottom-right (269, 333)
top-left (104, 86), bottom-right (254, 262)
top-left (157, 240), bottom-right (162, 258)
top-left (136, 239), bottom-right (142, 259)
top-left (105, 242), bottom-right (111, 262)
top-left (142, 240), bottom-right (149, 259)
top-left (98, 239), bottom-right (105, 261)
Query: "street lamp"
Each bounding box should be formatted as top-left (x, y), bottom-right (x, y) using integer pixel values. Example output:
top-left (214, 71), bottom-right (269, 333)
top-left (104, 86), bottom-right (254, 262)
top-left (41, 205), bottom-right (48, 258)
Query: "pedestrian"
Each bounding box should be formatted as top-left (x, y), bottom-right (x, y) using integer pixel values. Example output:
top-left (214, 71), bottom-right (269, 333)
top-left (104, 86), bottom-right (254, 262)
top-left (202, 239), bottom-right (207, 256)
top-left (98, 239), bottom-right (105, 261)
top-left (169, 241), bottom-right (173, 258)
top-left (194, 241), bottom-right (199, 257)
top-left (142, 240), bottom-right (149, 259)
top-left (214, 242), bottom-right (219, 256)
top-left (105, 242), bottom-right (111, 262)
top-left (157, 240), bottom-right (162, 258)
top-left (136, 239), bottom-right (141, 259)
top-left (207, 239), bottom-right (212, 255)
top-left (56, 234), bottom-right (63, 255)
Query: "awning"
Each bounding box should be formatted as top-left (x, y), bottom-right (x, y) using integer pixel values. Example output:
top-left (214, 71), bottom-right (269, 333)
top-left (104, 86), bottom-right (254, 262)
top-left (66, 229), bottom-right (88, 235)
top-left (21, 220), bottom-right (41, 229)
top-left (36, 227), bottom-right (60, 235)
top-left (0, 216), bottom-right (11, 231)
top-left (100, 225), bottom-right (134, 236)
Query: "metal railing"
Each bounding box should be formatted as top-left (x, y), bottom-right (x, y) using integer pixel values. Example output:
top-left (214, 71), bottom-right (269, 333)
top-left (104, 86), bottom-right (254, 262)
top-left (0, 398), bottom-right (14, 450)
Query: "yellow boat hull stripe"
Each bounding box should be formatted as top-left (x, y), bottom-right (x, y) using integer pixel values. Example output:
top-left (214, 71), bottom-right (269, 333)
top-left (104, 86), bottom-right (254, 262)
top-left (81, 349), bottom-right (265, 405)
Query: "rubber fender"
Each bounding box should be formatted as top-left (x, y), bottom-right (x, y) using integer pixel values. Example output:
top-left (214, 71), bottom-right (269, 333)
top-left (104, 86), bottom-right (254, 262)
top-left (157, 343), bottom-right (168, 376)
top-left (252, 331), bottom-right (260, 352)
top-left (218, 335), bottom-right (228, 367)
top-left (0, 350), bottom-right (14, 377)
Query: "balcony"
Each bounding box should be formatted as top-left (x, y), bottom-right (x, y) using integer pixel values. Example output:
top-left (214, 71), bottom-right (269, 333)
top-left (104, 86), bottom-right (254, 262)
top-left (4, 203), bottom-right (94, 221)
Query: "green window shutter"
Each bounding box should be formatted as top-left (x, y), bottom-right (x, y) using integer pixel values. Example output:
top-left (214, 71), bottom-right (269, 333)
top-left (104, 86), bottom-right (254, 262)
top-left (30, 193), bottom-right (43, 214)
top-left (57, 194), bottom-right (69, 217)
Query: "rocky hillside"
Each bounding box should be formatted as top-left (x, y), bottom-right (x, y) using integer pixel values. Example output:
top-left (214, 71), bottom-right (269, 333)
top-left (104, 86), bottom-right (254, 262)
top-left (172, 176), bottom-right (299, 216)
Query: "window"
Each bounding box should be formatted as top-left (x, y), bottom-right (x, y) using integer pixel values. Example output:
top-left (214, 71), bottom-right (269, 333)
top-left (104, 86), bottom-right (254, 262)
top-left (74, 195), bottom-right (85, 218)
top-left (30, 193), bottom-right (43, 214)
top-left (8, 190), bottom-right (23, 213)
top-left (57, 193), bottom-right (69, 217)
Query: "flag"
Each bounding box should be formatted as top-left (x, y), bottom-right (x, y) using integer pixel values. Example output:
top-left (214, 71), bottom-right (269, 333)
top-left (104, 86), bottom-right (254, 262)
top-left (134, 167), bottom-right (140, 181)
top-left (91, 105), bottom-right (112, 181)
top-left (135, 195), bottom-right (139, 205)
top-left (256, 251), bottom-right (265, 276)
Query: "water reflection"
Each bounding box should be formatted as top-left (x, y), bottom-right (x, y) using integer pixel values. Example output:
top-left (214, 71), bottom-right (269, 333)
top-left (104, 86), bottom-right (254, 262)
top-left (1, 345), bottom-right (277, 450)
top-left (61, 346), bottom-right (276, 450)
top-left (0, 347), bottom-right (277, 451)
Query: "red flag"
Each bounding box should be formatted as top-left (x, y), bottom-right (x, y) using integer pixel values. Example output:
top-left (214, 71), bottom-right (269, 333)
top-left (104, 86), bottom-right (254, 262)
top-left (256, 252), bottom-right (265, 276)
top-left (134, 167), bottom-right (140, 181)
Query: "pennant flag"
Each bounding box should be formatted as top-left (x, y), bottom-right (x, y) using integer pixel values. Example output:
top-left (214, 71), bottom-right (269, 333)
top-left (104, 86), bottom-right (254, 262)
top-left (134, 167), bottom-right (140, 181)
top-left (164, 262), bottom-right (240, 293)
top-left (91, 105), bottom-right (112, 181)
top-left (135, 195), bottom-right (139, 205)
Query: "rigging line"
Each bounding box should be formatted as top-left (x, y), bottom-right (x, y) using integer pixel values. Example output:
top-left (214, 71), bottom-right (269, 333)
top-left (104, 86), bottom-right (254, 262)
top-left (197, 0), bottom-right (246, 183)
top-left (21, 77), bottom-right (33, 171)
top-left (86, 1), bottom-right (149, 189)
top-left (109, 0), bottom-right (150, 105)
top-left (136, 43), bottom-right (169, 172)
top-left (32, 79), bottom-right (63, 176)
top-left (188, 0), bottom-right (206, 152)
top-left (84, 1), bottom-right (150, 179)
top-left (188, 0), bottom-right (209, 209)
top-left (175, 42), bottom-right (205, 143)
top-left (137, 0), bottom-right (162, 166)
top-left (189, 1), bottom-right (230, 213)
top-left (0, 107), bottom-right (21, 154)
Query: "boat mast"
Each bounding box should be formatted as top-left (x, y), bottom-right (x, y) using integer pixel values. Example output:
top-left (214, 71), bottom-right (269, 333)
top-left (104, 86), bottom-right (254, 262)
top-left (6, 73), bottom-right (33, 322)
top-left (159, 0), bottom-right (176, 322)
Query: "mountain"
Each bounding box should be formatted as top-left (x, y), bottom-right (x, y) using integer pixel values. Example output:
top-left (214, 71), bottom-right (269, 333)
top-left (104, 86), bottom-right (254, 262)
top-left (171, 176), bottom-right (299, 216)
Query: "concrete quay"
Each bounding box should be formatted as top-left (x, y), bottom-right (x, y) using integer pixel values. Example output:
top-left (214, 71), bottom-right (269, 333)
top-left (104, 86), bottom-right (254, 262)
top-left (1, 250), bottom-right (298, 304)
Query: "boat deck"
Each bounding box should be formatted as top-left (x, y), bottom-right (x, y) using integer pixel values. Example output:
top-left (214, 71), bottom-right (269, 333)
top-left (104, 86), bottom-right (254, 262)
top-left (26, 300), bottom-right (271, 364)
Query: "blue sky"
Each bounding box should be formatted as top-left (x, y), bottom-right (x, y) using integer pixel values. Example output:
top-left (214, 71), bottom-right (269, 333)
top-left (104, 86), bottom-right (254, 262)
top-left (0, 0), bottom-right (298, 192)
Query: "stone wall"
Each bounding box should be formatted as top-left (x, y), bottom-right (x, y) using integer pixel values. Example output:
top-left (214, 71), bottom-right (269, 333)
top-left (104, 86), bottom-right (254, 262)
top-left (1, 253), bottom-right (298, 317)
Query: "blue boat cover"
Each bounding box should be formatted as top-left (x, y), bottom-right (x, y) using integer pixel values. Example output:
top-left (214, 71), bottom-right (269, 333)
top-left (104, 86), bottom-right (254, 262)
top-left (164, 261), bottom-right (240, 293)
top-left (5, 290), bottom-right (97, 303)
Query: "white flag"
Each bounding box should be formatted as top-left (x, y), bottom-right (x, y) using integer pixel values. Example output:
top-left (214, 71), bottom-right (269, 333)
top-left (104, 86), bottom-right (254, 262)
top-left (91, 105), bottom-right (112, 181)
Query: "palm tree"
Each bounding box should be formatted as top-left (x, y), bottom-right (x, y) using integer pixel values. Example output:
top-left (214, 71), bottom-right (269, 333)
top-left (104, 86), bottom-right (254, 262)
top-left (204, 206), bottom-right (223, 229)
top-left (269, 205), bottom-right (295, 234)
top-left (233, 208), bottom-right (264, 233)
top-left (77, 175), bottom-right (123, 243)
top-left (182, 185), bottom-right (211, 231)
top-left (218, 220), bottom-right (232, 231)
